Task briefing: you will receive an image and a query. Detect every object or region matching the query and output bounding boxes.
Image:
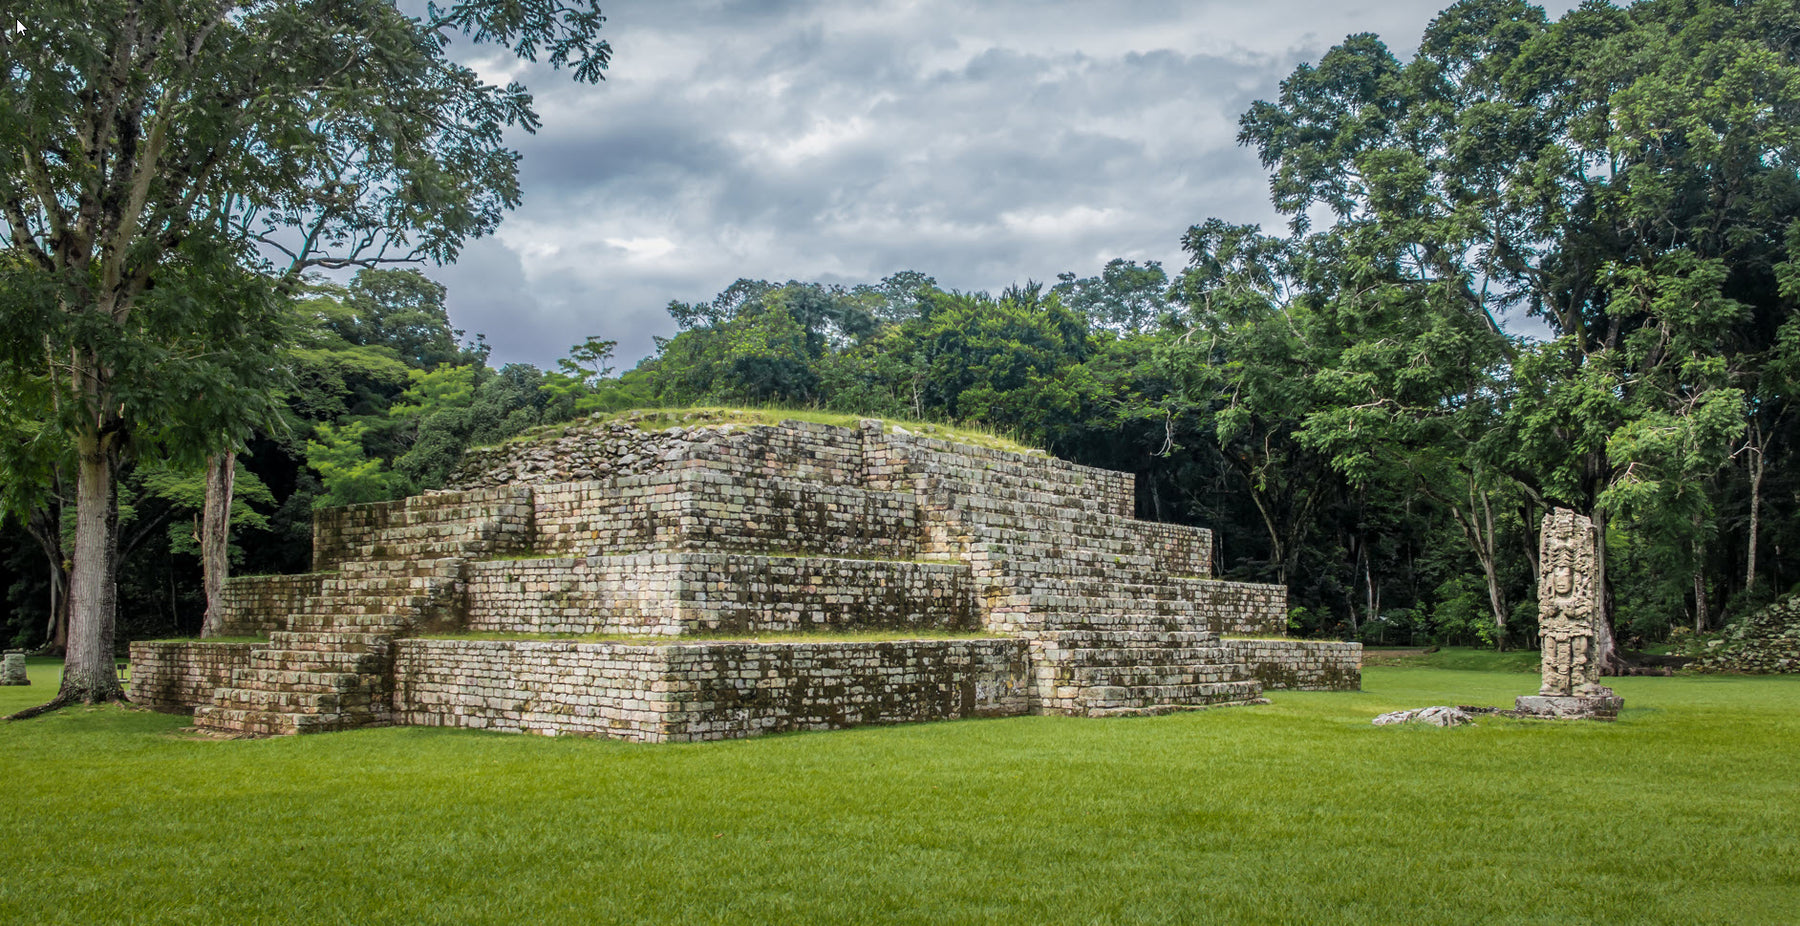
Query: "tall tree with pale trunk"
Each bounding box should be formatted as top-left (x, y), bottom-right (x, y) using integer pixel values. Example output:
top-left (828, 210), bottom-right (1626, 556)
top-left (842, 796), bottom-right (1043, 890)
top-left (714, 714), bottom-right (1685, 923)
top-left (1, 0), bottom-right (610, 713)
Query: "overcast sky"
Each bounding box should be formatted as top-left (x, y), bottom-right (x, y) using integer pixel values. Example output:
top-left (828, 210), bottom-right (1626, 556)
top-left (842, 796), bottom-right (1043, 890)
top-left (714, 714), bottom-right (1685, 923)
top-left (431, 0), bottom-right (1577, 371)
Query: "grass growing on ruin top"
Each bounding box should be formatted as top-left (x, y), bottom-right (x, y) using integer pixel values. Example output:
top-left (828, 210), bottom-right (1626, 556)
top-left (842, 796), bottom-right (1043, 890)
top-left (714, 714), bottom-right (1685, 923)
top-left (4, 660), bottom-right (1800, 924)
top-left (137, 635), bottom-right (271, 645)
top-left (415, 629), bottom-right (1008, 645)
top-left (493, 405), bottom-right (1042, 455)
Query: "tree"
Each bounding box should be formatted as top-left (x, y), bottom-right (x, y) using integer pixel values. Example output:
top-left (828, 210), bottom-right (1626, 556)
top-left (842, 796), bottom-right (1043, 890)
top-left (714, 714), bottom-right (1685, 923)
top-left (1234, 0), bottom-right (1800, 664)
top-left (1054, 259), bottom-right (1173, 333)
top-left (1, 0), bottom-right (610, 710)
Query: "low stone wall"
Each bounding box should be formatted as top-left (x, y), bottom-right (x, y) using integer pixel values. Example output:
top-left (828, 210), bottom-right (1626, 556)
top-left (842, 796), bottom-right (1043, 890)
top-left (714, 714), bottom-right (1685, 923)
top-left (937, 492), bottom-right (1212, 583)
top-left (393, 637), bottom-right (1030, 742)
top-left (447, 417), bottom-right (1138, 524)
top-left (313, 486), bottom-right (533, 570)
top-left (128, 641), bottom-right (257, 713)
top-left (659, 639), bottom-right (1029, 741)
top-left (1225, 639), bottom-right (1361, 691)
top-left (393, 639), bottom-right (673, 739)
top-left (687, 419), bottom-right (869, 486)
top-left (467, 553), bottom-right (974, 636)
top-left (977, 577), bottom-right (1284, 637)
top-left (532, 470), bottom-right (921, 558)
top-left (1181, 580), bottom-right (1288, 636)
top-left (871, 430), bottom-right (1135, 517)
top-left (1028, 630), bottom-right (1260, 715)
top-left (446, 419), bottom-right (723, 489)
top-left (218, 574), bottom-right (323, 636)
top-left (466, 556), bottom-right (682, 634)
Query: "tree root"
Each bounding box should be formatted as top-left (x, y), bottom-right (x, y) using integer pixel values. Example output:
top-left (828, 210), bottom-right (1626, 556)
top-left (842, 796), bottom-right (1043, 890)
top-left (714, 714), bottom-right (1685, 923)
top-left (5, 688), bottom-right (131, 721)
top-left (5, 693), bottom-right (76, 721)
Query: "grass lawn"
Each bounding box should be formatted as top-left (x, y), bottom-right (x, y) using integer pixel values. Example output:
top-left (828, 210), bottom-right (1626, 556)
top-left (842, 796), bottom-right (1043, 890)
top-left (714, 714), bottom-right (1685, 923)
top-left (2, 655), bottom-right (1796, 925)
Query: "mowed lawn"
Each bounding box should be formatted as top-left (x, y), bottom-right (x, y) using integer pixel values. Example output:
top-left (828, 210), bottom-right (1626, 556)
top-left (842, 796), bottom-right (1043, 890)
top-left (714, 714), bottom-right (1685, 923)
top-left (2, 656), bottom-right (1796, 925)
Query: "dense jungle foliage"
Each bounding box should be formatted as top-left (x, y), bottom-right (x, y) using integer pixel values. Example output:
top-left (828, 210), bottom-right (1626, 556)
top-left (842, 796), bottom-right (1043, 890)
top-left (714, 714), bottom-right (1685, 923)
top-left (4, 0), bottom-right (1798, 658)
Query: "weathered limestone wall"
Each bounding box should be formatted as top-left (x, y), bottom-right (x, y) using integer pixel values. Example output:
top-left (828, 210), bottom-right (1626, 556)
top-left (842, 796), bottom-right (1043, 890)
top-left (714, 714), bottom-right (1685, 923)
top-left (128, 641), bottom-right (257, 713)
top-left (447, 420), bottom-right (721, 488)
top-left (1183, 580), bottom-right (1288, 636)
top-left (686, 420), bottom-right (870, 486)
top-left (313, 486), bottom-right (534, 570)
top-left (466, 556), bottom-right (683, 635)
top-left (937, 491), bottom-right (1212, 580)
top-left (1226, 639), bottom-right (1362, 691)
top-left (531, 471), bottom-right (921, 558)
top-left (656, 639), bottom-right (1029, 741)
top-left (466, 553), bottom-right (974, 636)
top-left (976, 577), bottom-right (1284, 637)
top-left (869, 431), bottom-right (1135, 517)
top-left (393, 639), bottom-right (673, 739)
top-left (315, 559), bottom-right (468, 630)
top-left (450, 416), bottom-right (1137, 517)
top-left (1028, 630), bottom-right (1261, 716)
top-left (218, 574), bottom-right (324, 636)
top-left (447, 418), bottom-right (876, 490)
top-left (392, 637), bottom-right (1029, 742)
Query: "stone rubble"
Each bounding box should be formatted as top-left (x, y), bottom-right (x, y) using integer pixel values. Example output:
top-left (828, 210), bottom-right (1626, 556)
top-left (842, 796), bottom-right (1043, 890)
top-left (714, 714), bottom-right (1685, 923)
top-left (1690, 595), bottom-right (1800, 674)
top-left (1372, 706), bottom-right (1475, 727)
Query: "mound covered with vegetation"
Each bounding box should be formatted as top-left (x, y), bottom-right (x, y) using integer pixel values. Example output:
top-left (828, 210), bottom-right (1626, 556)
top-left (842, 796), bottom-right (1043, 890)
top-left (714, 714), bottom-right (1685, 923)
top-left (445, 407), bottom-right (1041, 489)
top-left (1692, 597), bottom-right (1800, 674)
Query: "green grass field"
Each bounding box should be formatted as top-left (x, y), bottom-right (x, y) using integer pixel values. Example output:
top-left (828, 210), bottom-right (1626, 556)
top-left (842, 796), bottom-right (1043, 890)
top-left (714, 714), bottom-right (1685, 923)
top-left (3, 655), bottom-right (1796, 925)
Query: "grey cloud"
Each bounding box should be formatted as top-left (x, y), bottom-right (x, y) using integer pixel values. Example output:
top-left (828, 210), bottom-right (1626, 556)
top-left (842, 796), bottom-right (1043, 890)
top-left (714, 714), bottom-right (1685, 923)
top-left (433, 0), bottom-right (1579, 372)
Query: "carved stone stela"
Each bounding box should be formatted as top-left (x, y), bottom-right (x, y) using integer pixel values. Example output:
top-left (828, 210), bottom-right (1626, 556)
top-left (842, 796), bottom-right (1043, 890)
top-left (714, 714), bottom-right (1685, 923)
top-left (1516, 508), bottom-right (1623, 720)
top-left (1538, 508), bottom-right (1601, 695)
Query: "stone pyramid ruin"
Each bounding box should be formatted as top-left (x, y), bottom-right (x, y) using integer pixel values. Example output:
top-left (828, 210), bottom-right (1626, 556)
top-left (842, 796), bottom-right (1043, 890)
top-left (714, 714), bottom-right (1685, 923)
top-left (132, 416), bottom-right (1358, 741)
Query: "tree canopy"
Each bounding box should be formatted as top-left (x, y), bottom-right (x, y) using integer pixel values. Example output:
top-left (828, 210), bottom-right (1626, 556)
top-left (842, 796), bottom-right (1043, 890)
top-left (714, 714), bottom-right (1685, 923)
top-left (0, 0), bottom-right (609, 708)
top-left (5, 0), bottom-right (1799, 682)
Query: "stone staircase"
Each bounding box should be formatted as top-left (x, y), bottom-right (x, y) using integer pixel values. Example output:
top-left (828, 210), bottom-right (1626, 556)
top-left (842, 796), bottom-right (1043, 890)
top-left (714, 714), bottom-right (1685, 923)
top-left (1029, 630), bottom-right (1264, 717)
top-left (194, 558), bottom-right (467, 736)
top-left (193, 631), bottom-right (397, 735)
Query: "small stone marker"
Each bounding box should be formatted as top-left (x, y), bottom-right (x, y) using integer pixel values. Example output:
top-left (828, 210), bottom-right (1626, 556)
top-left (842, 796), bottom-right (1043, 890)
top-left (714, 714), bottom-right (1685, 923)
top-left (1514, 508), bottom-right (1622, 721)
top-left (1, 653), bottom-right (29, 686)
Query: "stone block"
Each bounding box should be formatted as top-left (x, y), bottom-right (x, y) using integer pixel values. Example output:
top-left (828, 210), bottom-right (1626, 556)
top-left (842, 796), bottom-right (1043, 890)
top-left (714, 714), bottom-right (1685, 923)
top-left (1512, 694), bottom-right (1623, 721)
top-left (1, 653), bottom-right (28, 686)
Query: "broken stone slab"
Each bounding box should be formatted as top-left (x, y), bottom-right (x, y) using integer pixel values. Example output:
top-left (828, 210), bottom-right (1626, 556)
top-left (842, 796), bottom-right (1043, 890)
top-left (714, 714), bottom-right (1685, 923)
top-left (1, 653), bottom-right (29, 686)
top-left (1372, 705), bottom-right (1472, 727)
top-left (1512, 693), bottom-right (1623, 721)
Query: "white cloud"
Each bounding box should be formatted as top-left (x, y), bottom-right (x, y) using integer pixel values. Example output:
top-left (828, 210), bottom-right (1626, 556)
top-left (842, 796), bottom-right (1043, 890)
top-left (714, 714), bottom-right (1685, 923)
top-left (432, 0), bottom-right (1582, 370)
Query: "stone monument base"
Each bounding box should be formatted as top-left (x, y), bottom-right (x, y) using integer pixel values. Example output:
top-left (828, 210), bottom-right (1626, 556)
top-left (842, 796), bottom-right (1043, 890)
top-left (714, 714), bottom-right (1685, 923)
top-left (1, 653), bottom-right (29, 686)
top-left (1513, 693), bottom-right (1622, 721)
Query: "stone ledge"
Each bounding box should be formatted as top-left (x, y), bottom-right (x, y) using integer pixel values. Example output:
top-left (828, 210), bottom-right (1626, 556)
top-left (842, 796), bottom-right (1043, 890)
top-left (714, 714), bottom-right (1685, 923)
top-left (1225, 639), bottom-right (1362, 691)
top-left (1513, 694), bottom-right (1623, 721)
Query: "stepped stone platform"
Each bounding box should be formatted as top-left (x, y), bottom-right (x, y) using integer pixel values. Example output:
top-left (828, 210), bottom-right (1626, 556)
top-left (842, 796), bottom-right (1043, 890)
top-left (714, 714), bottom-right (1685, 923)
top-left (132, 416), bottom-right (1359, 741)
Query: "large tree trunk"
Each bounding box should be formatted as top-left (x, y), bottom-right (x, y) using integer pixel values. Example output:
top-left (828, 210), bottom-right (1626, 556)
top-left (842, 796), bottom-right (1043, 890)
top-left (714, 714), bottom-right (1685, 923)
top-left (44, 546), bottom-right (69, 656)
top-left (53, 446), bottom-right (127, 705)
top-left (1478, 544), bottom-right (1508, 650)
top-left (1445, 479), bottom-right (1509, 650)
top-left (199, 451), bottom-right (236, 637)
top-left (1746, 423), bottom-right (1763, 592)
top-left (1590, 506), bottom-right (1629, 675)
top-left (1693, 511), bottom-right (1709, 635)
top-left (24, 504), bottom-right (70, 656)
